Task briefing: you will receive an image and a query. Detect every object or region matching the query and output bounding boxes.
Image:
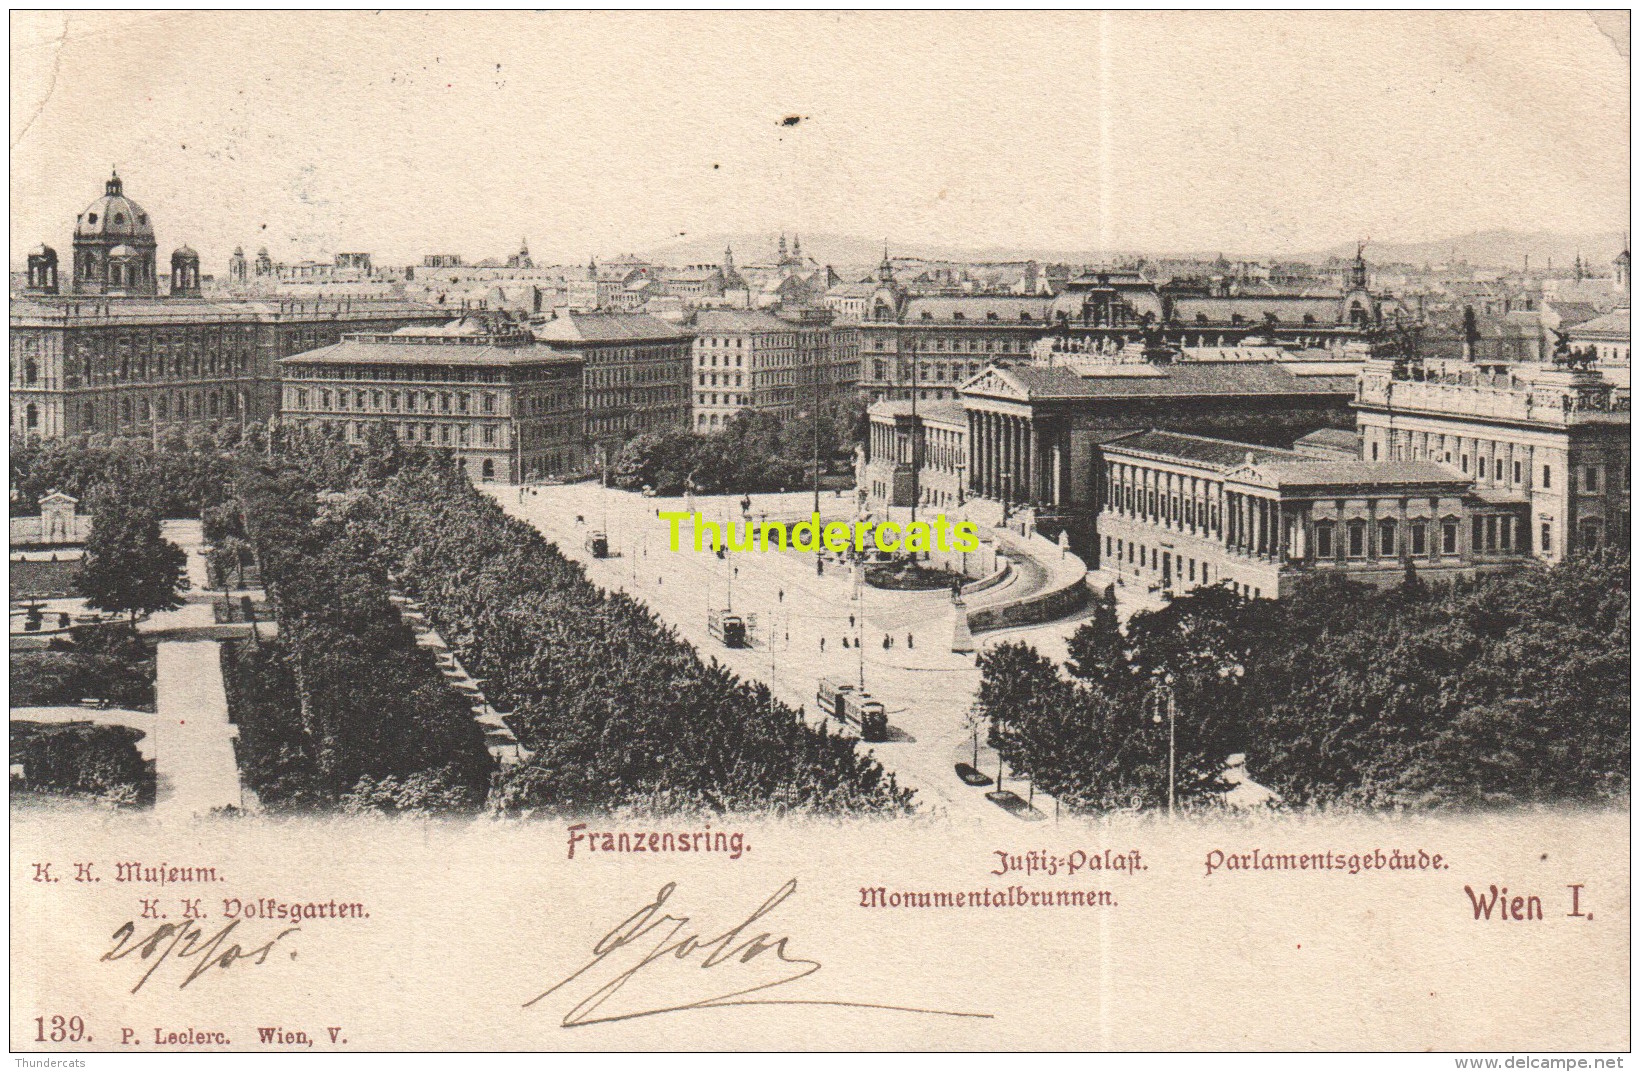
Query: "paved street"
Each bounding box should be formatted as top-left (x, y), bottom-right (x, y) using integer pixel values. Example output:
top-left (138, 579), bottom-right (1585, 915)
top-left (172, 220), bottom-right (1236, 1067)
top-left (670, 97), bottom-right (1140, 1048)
top-left (493, 481), bottom-right (1092, 823)
top-left (150, 640), bottom-right (244, 817)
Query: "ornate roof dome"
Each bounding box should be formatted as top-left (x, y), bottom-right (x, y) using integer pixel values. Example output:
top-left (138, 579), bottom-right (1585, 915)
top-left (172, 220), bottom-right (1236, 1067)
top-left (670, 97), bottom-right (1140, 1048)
top-left (74, 171), bottom-right (154, 241)
top-left (29, 243), bottom-right (55, 258)
top-left (172, 244), bottom-right (198, 258)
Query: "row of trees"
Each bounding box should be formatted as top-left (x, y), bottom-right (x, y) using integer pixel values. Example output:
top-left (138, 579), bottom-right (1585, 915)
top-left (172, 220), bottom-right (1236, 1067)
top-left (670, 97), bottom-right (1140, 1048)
top-left (978, 556), bottom-right (1630, 812)
top-left (337, 448), bottom-right (912, 815)
top-left (610, 403), bottom-right (865, 495)
top-left (11, 435), bottom-right (240, 518)
top-left (218, 456), bottom-right (496, 813)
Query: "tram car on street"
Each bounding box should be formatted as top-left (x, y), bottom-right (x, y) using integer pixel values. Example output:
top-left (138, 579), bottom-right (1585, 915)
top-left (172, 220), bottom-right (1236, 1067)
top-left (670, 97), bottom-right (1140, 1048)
top-left (707, 608), bottom-right (748, 648)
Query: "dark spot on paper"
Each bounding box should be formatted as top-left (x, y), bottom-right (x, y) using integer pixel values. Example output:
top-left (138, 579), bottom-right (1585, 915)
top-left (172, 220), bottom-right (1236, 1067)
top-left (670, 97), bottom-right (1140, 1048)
top-left (780, 115), bottom-right (805, 127)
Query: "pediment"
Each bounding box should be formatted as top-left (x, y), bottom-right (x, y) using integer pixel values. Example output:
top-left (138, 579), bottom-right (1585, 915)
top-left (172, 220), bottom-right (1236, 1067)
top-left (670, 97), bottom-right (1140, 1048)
top-left (960, 365), bottom-right (1028, 400)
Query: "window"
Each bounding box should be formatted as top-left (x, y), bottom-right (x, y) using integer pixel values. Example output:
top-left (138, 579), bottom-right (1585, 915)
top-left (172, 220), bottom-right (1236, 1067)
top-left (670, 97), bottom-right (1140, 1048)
top-left (1442, 520), bottom-right (1458, 555)
top-left (1460, 455), bottom-right (1468, 473)
top-left (1472, 516), bottom-right (1484, 552)
top-left (1410, 521), bottom-right (1427, 556)
top-left (1514, 460), bottom-right (1522, 485)
top-left (1543, 465), bottom-right (1552, 489)
top-left (1584, 465), bottom-right (1599, 492)
top-left (1314, 521), bottom-right (1334, 558)
top-left (1495, 459), bottom-right (1504, 481)
top-left (1347, 521), bottom-right (1365, 558)
top-left (1371, 441), bottom-right (1379, 461)
top-left (1378, 519), bottom-right (1397, 557)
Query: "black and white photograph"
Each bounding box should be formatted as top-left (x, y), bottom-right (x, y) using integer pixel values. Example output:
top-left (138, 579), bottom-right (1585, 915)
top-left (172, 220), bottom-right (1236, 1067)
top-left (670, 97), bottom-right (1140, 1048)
top-left (8, 9), bottom-right (1631, 1056)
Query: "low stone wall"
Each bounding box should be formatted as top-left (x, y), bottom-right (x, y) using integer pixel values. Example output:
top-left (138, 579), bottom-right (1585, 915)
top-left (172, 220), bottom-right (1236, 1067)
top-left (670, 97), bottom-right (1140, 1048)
top-left (10, 515), bottom-right (90, 547)
top-left (966, 526), bottom-right (1091, 634)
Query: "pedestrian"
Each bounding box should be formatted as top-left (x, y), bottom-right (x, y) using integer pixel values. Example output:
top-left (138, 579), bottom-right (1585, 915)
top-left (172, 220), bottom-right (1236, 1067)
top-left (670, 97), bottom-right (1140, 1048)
top-left (820, 637), bottom-right (826, 652)
top-left (849, 613), bottom-right (856, 628)
top-left (907, 633), bottom-right (914, 649)
top-left (778, 588), bottom-right (784, 603)
top-left (883, 634), bottom-right (891, 650)
top-left (841, 636), bottom-right (848, 649)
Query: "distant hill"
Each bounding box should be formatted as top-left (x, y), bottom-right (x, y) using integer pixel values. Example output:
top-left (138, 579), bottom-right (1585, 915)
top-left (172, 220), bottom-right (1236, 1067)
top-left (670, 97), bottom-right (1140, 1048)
top-left (1308, 230), bottom-right (1629, 271)
top-left (642, 232), bottom-right (1121, 272)
top-left (637, 228), bottom-right (1629, 274)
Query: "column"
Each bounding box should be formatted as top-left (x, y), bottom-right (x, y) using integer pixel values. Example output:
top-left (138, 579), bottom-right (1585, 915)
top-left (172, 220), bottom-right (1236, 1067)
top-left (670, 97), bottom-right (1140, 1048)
top-left (1026, 418), bottom-right (1038, 505)
top-left (978, 413), bottom-right (988, 498)
top-left (957, 411), bottom-right (970, 495)
top-left (1013, 417), bottom-right (1025, 503)
top-left (986, 413), bottom-right (999, 499)
top-left (1052, 435), bottom-right (1064, 507)
top-left (1001, 416), bottom-right (1013, 503)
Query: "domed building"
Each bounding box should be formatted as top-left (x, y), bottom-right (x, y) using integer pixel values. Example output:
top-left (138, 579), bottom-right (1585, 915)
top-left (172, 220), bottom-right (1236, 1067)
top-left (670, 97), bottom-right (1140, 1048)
top-left (71, 170), bottom-right (158, 296)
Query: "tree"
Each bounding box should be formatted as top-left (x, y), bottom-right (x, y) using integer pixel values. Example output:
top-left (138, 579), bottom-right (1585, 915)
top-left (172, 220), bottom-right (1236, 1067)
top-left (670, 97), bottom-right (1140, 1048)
top-left (75, 489), bottom-right (189, 623)
top-left (1065, 587), bottom-right (1127, 688)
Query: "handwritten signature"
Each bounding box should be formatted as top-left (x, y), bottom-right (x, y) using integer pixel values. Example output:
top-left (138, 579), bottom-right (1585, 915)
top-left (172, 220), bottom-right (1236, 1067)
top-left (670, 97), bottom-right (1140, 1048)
top-left (102, 918), bottom-right (300, 993)
top-left (524, 879), bottom-right (989, 1027)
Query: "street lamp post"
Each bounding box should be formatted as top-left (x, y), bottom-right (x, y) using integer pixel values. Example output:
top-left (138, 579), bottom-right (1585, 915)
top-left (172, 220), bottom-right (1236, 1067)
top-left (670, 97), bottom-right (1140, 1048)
top-left (1148, 676), bottom-right (1177, 818)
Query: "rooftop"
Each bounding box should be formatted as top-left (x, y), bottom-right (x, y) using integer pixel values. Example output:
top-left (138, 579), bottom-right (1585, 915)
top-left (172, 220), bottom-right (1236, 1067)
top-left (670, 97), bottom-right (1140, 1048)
top-left (902, 295), bottom-right (1055, 323)
top-left (1250, 460), bottom-right (1468, 489)
top-left (963, 359), bottom-right (1360, 403)
top-left (1102, 430), bottom-right (1302, 469)
top-left (534, 311), bottom-right (692, 344)
top-left (11, 295), bottom-right (445, 326)
top-left (1568, 308), bottom-right (1630, 338)
top-left (278, 333), bottom-right (582, 368)
top-left (693, 308), bottom-right (807, 333)
top-left (1105, 430), bottom-right (1470, 489)
top-left (866, 398), bottom-right (967, 426)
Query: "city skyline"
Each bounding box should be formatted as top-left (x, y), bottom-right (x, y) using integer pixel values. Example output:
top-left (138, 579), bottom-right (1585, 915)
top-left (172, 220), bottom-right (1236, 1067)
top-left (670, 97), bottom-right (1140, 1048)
top-left (12, 11), bottom-right (1630, 270)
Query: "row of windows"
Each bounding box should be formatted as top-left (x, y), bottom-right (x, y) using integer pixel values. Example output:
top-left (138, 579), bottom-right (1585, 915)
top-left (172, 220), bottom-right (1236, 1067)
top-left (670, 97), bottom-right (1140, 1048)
top-left (1106, 538), bottom-right (1243, 596)
top-left (302, 417), bottom-right (582, 451)
top-left (284, 363), bottom-right (513, 384)
top-left (866, 335), bottom-right (1033, 355)
top-left (60, 390), bottom-right (242, 430)
top-left (869, 360), bottom-right (984, 383)
top-left (588, 361), bottom-right (682, 387)
top-left (289, 388), bottom-right (508, 415)
top-left (1374, 429), bottom-right (1629, 496)
top-left (590, 386), bottom-right (683, 410)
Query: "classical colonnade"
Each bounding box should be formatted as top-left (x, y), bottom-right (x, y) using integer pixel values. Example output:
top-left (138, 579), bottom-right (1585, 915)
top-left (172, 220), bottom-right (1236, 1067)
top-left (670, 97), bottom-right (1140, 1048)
top-left (966, 408), bottom-right (1065, 506)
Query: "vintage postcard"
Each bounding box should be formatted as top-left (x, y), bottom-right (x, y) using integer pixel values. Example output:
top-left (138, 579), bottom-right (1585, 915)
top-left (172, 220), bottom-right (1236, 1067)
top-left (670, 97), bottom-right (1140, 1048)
top-left (7, 9), bottom-right (1631, 1057)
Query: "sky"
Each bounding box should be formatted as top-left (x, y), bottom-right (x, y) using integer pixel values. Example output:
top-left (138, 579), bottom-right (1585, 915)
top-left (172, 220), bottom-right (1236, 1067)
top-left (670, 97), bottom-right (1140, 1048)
top-left (9, 10), bottom-right (1631, 271)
